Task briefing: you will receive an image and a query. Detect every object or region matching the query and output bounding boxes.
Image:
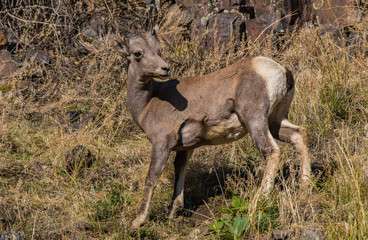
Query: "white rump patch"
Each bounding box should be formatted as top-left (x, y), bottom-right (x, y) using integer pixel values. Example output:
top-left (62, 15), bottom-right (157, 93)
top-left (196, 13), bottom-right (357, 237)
top-left (252, 56), bottom-right (288, 114)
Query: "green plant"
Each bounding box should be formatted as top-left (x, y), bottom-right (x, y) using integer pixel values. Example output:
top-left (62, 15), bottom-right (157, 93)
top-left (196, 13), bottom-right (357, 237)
top-left (209, 195), bottom-right (280, 239)
top-left (210, 215), bottom-right (249, 240)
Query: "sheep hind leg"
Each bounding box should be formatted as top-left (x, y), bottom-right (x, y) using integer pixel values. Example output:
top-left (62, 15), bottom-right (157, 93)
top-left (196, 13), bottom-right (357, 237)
top-left (244, 120), bottom-right (281, 195)
top-left (270, 119), bottom-right (311, 191)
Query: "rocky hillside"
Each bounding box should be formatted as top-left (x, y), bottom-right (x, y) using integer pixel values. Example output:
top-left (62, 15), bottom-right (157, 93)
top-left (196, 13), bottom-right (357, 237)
top-left (157, 0), bottom-right (361, 49)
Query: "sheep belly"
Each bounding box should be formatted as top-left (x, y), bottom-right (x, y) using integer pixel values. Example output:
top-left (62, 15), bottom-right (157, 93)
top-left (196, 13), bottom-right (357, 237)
top-left (204, 113), bottom-right (247, 144)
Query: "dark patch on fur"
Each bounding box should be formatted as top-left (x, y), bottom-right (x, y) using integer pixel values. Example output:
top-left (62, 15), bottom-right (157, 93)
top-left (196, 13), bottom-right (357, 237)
top-left (152, 79), bottom-right (188, 111)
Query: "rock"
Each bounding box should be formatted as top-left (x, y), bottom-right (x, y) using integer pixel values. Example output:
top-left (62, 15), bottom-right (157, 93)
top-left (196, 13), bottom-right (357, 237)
top-left (245, 20), bottom-right (268, 42)
top-left (83, 28), bottom-right (99, 38)
top-left (291, 0), bottom-right (314, 24)
top-left (216, 0), bottom-right (231, 12)
top-left (271, 228), bottom-right (325, 240)
top-left (65, 145), bottom-right (96, 175)
top-left (299, 228), bottom-right (326, 240)
top-left (178, 0), bottom-right (310, 49)
top-left (176, 0), bottom-right (207, 8)
top-left (251, 0), bottom-right (287, 32)
top-left (232, 0), bottom-right (249, 5)
top-left (80, 62), bottom-right (100, 73)
top-left (65, 110), bottom-right (96, 131)
top-left (81, 15), bottom-right (107, 38)
top-left (237, 5), bottom-right (255, 18)
top-left (58, 109), bottom-right (96, 132)
top-left (181, 3), bottom-right (212, 26)
top-left (0, 28), bottom-right (17, 52)
top-left (0, 50), bottom-right (18, 78)
top-left (272, 229), bottom-right (289, 240)
top-left (191, 17), bottom-right (207, 50)
top-left (0, 231), bottom-right (24, 240)
top-left (317, 26), bottom-right (342, 39)
top-left (166, 0), bottom-right (361, 50)
top-left (206, 13), bottom-right (246, 49)
top-left (313, 0), bottom-right (361, 27)
top-left (26, 49), bottom-right (50, 64)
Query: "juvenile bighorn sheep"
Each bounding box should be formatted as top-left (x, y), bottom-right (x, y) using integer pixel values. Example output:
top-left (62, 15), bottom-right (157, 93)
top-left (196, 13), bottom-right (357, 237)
top-left (117, 27), bottom-right (311, 228)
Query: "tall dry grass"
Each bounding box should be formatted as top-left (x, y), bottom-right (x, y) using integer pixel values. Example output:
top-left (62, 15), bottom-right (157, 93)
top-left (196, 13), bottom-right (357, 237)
top-left (0, 1), bottom-right (368, 239)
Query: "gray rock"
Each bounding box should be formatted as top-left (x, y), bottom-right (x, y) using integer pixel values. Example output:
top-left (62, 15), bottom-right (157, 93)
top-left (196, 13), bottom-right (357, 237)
top-left (272, 229), bottom-right (289, 240)
top-left (26, 49), bottom-right (50, 64)
top-left (206, 13), bottom-right (245, 50)
top-left (0, 231), bottom-right (24, 240)
top-left (299, 228), bottom-right (326, 240)
top-left (0, 49), bottom-right (18, 78)
top-left (80, 62), bottom-right (100, 73)
top-left (82, 27), bottom-right (99, 37)
top-left (81, 15), bottom-right (107, 38)
top-left (314, 0), bottom-right (361, 26)
top-left (0, 27), bottom-right (17, 52)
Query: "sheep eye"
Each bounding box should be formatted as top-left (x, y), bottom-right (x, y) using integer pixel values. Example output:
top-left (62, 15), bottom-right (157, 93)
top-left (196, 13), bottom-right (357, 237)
top-left (134, 52), bottom-right (143, 58)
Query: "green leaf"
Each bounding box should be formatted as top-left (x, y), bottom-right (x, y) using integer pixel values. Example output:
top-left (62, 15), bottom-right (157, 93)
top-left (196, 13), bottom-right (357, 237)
top-left (232, 196), bottom-right (243, 209)
top-left (232, 195), bottom-right (249, 212)
top-left (230, 216), bottom-right (249, 239)
top-left (223, 218), bottom-right (231, 228)
top-left (209, 220), bottom-right (224, 231)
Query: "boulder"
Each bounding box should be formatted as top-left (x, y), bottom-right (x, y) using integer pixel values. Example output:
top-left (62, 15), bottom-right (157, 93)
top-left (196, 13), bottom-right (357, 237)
top-left (157, 0), bottom-right (361, 50)
top-left (272, 229), bottom-right (289, 240)
top-left (65, 145), bottom-right (96, 176)
top-left (81, 15), bottom-right (107, 38)
top-left (191, 17), bottom-right (207, 50)
top-left (26, 49), bottom-right (50, 64)
top-left (176, 0), bottom-right (207, 8)
top-left (0, 231), bottom-right (24, 240)
top-left (299, 228), bottom-right (326, 240)
top-left (0, 50), bottom-right (17, 79)
top-left (180, 0), bottom-right (314, 49)
top-left (216, 0), bottom-right (232, 12)
top-left (245, 20), bottom-right (269, 42)
top-left (207, 13), bottom-right (246, 49)
top-left (0, 27), bottom-right (17, 52)
top-left (313, 0), bottom-right (361, 26)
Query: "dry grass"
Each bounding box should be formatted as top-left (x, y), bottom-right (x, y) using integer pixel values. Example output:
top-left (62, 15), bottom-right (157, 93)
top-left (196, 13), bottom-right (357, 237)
top-left (0, 1), bottom-right (368, 239)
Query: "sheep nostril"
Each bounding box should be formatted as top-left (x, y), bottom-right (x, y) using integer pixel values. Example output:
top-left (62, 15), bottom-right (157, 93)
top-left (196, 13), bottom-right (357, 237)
top-left (161, 67), bottom-right (170, 73)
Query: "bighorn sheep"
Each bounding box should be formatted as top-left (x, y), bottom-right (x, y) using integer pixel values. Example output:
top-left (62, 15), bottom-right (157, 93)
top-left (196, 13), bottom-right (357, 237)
top-left (116, 27), bottom-right (311, 228)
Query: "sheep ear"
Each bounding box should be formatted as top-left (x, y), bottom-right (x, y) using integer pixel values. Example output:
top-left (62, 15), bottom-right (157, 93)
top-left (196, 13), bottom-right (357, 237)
top-left (111, 28), bottom-right (137, 56)
top-left (150, 24), bottom-right (159, 39)
top-left (109, 34), bottom-right (130, 56)
top-left (115, 40), bottom-right (129, 56)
